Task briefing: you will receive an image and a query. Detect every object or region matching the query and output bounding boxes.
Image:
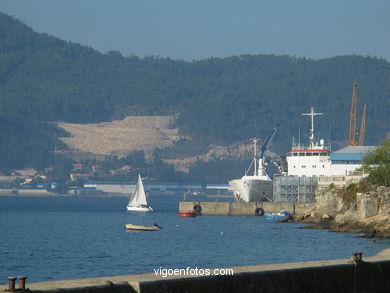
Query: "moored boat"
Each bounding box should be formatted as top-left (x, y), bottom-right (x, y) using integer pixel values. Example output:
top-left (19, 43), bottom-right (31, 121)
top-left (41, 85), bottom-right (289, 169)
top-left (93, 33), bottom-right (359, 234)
top-left (179, 211), bottom-right (197, 217)
top-left (229, 124), bottom-right (279, 202)
top-left (264, 210), bottom-right (294, 220)
top-left (125, 223), bottom-right (162, 231)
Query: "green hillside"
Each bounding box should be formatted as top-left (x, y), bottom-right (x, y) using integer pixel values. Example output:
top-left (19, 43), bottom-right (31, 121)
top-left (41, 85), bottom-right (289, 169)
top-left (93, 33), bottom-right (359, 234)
top-left (1, 12), bottom-right (390, 175)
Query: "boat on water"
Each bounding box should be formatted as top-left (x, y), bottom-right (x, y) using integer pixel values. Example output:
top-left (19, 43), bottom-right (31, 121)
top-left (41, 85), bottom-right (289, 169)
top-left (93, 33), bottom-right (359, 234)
top-left (229, 124), bottom-right (279, 202)
top-left (126, 174), bottom-right (153, 212)
top-left (125, 223), bottom-right (162, 231)
top-left (264, 210), bottom-right (294, 220)
top-left (179, 211), bottom-right (197, 217)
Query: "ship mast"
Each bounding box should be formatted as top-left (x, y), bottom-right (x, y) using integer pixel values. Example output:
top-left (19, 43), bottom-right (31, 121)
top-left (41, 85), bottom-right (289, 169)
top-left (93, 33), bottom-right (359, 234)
top-left (250, 138), bottom-right (259, 176)
top-left (302, 107), bottom-right (323, 149)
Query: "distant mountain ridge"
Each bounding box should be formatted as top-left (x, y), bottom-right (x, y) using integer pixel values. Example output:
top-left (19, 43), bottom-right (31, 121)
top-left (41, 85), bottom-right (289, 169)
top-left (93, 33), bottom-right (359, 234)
top-left (0, 11), bottom-right (390, 171)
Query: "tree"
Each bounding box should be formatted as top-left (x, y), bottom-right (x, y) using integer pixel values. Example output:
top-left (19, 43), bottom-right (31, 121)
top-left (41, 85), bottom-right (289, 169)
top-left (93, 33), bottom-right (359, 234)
top-left (362, 134), bottom-right (390, 186)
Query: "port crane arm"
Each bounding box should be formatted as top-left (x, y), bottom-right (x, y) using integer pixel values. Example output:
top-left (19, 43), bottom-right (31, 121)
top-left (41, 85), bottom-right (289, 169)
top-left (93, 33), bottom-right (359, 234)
top-left (348, 82), bottom-right (358, 146)
top-left (359, 104), bottom-right (367, 146)
top-left (260, 123), bottom-right (279, 159)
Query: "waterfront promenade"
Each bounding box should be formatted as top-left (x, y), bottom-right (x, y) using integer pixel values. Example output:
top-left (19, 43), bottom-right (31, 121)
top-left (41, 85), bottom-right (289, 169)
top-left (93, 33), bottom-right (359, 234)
top-left (2, 249), bottom-right (390, 293)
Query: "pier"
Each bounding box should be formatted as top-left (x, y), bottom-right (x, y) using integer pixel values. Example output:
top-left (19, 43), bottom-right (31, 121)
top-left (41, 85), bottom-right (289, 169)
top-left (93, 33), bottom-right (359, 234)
top-left (179, 201), bottom-right (315, 216)
top-left (2, 249), bottom-right (390, 293)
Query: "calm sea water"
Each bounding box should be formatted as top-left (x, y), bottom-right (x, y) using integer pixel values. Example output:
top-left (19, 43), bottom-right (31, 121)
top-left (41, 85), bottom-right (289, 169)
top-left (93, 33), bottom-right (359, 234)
top-left (1, 196), bottom-right (389, 283)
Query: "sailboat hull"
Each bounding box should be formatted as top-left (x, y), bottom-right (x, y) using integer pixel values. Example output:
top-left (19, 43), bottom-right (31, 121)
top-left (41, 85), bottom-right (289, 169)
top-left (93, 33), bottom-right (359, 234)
top-left (126, 206), bottom-right (153, 212)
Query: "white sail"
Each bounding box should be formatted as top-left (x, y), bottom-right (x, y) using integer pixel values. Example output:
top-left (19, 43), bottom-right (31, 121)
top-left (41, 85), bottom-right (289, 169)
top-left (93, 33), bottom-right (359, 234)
top-left (127, 174), bottom-right (152, 211)
top-left (127, 174), bottom-right (147, 207)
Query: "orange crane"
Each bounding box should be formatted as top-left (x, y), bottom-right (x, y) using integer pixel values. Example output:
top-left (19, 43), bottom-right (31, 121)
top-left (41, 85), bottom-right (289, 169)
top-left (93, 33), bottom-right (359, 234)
top-left (348, 82), bottom-right (367, 146)
top-left (348, 82), bottom-right (358, 146)
top-left (359, 104), bottom-right (367, 146)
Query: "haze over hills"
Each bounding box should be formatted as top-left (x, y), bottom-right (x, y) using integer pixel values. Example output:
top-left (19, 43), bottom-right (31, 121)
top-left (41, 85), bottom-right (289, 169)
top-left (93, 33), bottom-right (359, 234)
top-left (1, 11), bottom-right (390, 181)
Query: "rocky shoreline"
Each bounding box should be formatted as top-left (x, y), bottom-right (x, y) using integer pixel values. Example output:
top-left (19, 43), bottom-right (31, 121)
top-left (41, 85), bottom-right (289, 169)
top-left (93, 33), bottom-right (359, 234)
top-left (291, 185), bottom-right (390, 238)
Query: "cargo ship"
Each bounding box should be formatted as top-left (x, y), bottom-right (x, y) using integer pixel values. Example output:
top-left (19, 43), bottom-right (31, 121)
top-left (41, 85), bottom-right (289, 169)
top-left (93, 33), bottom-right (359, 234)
top-left (229, 124), bottom-right (278, 202)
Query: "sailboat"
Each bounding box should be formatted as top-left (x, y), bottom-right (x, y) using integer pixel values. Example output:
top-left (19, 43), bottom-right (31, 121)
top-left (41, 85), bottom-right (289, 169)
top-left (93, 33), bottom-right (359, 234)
top-left (126, 174), bottom-right (153, 212)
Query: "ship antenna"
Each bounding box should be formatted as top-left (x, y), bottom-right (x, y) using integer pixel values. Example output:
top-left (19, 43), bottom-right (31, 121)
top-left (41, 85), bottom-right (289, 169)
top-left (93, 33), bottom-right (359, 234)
top-left (250, 137), bottom-right (259, 176)
top-left (328, 119), bottom-right (332, 152)
top-left (251, 118), bottom-right (258, 176)
top-left (302, 107), bottom-right (323, 149)
top-left (255, 118), bottom-right (258, 138)
top-left (298, 116), bottom-right (301, 148)
top-left (54, 131), bottom-right (57, 168)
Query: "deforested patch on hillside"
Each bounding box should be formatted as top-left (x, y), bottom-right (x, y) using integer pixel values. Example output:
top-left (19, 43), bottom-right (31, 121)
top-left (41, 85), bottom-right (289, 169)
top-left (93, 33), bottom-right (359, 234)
top-left (57, 116), bottom-right (180, 156)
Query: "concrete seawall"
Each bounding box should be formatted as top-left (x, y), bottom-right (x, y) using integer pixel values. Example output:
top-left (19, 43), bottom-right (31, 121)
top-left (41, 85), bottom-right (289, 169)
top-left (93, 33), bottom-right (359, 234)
top-left (179, 201), bottom-right (315, 216)
top-left (2, 249), bottom-right (390, 293)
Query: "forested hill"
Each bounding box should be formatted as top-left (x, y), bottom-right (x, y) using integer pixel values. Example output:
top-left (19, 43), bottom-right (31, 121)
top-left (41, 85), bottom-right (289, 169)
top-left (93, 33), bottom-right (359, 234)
top-left (1, 11), bottom-right (390, 171)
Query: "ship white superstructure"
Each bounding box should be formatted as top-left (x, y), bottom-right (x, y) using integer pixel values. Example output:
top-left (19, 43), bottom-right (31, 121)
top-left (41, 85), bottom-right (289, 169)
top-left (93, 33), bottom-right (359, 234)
top-left (287, 108), bottom-right (332, 177)
top-left (286, 107), bottom-right (373, 177)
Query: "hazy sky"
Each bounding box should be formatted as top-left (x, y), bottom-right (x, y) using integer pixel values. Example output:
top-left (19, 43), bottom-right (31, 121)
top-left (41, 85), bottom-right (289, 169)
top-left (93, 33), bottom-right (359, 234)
top-left (1, 0), bottom-right (389, 61)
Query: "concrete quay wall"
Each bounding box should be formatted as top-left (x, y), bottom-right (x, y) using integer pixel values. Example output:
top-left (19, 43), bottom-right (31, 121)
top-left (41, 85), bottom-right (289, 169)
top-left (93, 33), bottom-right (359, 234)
top-left (179, 201), bottom-right (315, 216)
top-left (0, 189), bottom-right (58, 196)
top-left (2, 249), bottom-right (390, 293)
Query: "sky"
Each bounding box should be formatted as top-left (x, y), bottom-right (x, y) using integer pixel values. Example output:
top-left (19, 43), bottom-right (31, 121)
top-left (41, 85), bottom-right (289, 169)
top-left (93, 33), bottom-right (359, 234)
top-left (0, 0), bottom-right (389, 61)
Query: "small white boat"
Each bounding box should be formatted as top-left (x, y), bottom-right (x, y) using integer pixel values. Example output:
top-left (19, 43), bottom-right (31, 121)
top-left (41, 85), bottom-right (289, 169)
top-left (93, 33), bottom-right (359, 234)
top-left (126, 174), bottom-right (153, 212)
top-left (125, 223), bottom-right (162, 232)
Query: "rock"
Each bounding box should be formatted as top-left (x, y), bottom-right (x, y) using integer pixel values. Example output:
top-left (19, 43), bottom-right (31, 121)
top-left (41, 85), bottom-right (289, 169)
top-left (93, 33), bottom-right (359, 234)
top-left (377, 186), bottom-right (387, 195)
top-left (334, 202), bottom-right (359, 223)
top-left (337, 197), bottom-right (350, 214)
top-left (279, 215), bottom-right (294, 222)
top-left (315, 191), bottom-right (338, 215)
top-left (287, 185), bottom-right (390, 238)
top-left (360, 197), bottom-right (379, 218)
top-left (322, 213), bottom-right (333, 220)
top-left (302, 209), bottom-right (313, 219)
top-left (310, 210), bottom-right (322, 221)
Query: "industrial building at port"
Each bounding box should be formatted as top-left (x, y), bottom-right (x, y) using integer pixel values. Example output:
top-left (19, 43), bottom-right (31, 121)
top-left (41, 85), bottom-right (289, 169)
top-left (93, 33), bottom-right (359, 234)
top-left (83, 182), bottom-right (229, 196)
top-left (274, 82), bottom-right (373, 203)
top-left (274, 145), bottom-right (375, 203)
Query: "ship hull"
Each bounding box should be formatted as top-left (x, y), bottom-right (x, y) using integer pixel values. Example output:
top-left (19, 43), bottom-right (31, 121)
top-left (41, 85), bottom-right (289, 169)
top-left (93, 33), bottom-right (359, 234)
top-left (229, 177), bottom-right (273, 202)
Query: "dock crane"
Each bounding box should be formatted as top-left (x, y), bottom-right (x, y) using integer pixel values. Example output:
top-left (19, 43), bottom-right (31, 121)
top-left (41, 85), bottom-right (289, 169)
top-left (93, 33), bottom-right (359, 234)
top-left (348, 82), bottom-right (367, 146)
top-left (359, 104), bottom-right (367, 145)
top-left (348, 82), bottom-right (358, 146)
